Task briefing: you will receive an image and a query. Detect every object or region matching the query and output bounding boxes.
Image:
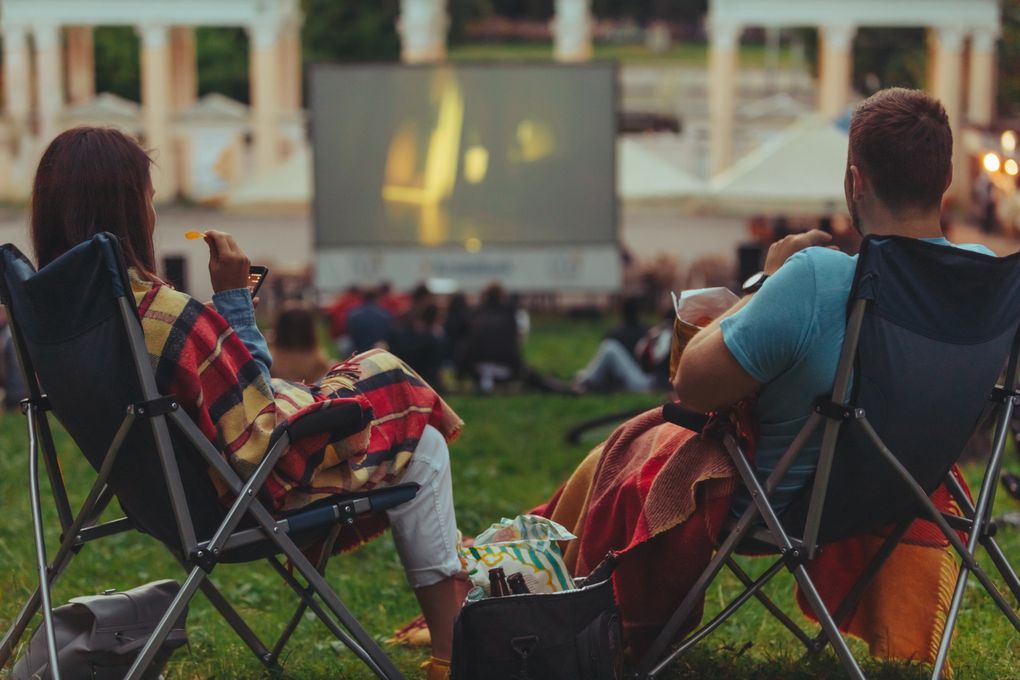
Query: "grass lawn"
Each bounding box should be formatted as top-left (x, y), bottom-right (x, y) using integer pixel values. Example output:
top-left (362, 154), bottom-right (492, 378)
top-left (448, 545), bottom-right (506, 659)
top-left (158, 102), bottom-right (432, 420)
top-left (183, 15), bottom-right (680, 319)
top-left (1, 316), bottom-right (1019, 678)
top-left (448, 41), bottom-right (797, 68)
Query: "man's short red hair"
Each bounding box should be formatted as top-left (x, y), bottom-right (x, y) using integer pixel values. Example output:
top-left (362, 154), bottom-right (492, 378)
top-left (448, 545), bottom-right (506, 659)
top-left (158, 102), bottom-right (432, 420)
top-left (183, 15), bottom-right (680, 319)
top-left (848, 88), bottom-right (953, 211)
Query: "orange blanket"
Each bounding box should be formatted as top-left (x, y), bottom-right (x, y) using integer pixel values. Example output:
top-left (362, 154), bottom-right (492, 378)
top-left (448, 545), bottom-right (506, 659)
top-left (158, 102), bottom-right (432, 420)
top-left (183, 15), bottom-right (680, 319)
top-left (532, 407), bottom-right (964, 664)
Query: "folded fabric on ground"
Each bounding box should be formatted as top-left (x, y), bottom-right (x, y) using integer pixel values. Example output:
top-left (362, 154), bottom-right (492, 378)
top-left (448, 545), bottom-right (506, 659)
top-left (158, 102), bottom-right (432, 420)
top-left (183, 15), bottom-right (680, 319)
top-left (531, 407), bottom-right (964, 664)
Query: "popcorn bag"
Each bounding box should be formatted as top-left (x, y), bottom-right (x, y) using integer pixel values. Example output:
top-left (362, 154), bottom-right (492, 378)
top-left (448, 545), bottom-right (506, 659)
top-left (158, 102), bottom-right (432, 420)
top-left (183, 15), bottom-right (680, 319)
top-left (459, 515), bottom-right (577, 596)
top-left (669, 287), bottom-right (741, 380)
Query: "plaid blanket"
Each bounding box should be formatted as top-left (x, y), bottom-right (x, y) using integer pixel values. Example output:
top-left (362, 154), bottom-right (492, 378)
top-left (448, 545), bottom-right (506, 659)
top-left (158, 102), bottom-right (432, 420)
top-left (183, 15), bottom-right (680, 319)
top-left (533, 407), bottom-right (965, 665)
top-left (132, 275), bottom-right (462, 513)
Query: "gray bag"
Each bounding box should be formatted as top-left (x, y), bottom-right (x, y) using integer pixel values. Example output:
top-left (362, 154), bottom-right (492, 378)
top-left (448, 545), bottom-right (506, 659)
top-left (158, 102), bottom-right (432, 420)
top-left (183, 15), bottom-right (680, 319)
top-left (12, 580), bottom-right (188, 680)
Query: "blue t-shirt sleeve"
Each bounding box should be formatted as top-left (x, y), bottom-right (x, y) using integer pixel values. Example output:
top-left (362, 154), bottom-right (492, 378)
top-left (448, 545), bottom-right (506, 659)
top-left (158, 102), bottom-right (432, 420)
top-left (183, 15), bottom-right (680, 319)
top-left (212, 288), bottom-right (272, 384)
top-left (720, 250), bottom-right (818, 384)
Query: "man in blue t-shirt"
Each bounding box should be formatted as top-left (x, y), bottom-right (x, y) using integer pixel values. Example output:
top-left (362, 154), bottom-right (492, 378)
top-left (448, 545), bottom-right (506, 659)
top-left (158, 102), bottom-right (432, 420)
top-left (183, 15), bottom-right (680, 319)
top-left (673, 88), bottom-right (994, 515)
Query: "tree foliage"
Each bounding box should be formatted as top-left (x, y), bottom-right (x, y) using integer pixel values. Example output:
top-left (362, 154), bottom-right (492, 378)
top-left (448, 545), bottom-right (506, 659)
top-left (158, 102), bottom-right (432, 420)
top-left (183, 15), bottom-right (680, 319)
top-left (301, 0), bottom-right (401, 63)
top-left (591, 0), bottom-right (707, 23)
top-left (851, 28), bottom-right (927, 94)
top-left (196, 28), bottom-right (250, 104)
top-left (1000, 0), bottom-right (1020, 117)
top-left (798, 27), bottom-right (927, 95)
top-left (486, 0), bottom-right (707, 21)
top-left (93, 27), bottom-right (140, 102)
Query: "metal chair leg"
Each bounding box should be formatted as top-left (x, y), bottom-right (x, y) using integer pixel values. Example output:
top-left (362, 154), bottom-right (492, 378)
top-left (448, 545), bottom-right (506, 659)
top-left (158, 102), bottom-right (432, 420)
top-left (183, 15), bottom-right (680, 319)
top-left (196, 578), bottom-right (275, 667)
top-left (808, 518), bottom-right (913, 654)
top-left (264, 555), bottom-right (388, 677)
top-left (791, 565), bottom-right (865, 680)
top-left (269, 527), bottom-right (342, 664)
top-left (0, 589), bottom-right (43, 668)
top-left (667, 559), bottom-right (789, 660)
top-left (982, 534), bottom-right (1020, 605)
top-left (725, 558), bottom-right (814, 648)
top-left (123, 565), bottom-right (208, 680)
top-left (0, 489), bottom-right (113, 670)
top-left (26, 409), bottom-right (61, 680)
top-left (634, 532), bottom-right (743, 679)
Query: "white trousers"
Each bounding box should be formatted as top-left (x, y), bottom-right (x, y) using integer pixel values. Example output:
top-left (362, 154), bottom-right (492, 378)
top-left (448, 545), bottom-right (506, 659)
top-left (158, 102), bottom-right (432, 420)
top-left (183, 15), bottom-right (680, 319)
top-left (386, 425), bottom-right (462, 588)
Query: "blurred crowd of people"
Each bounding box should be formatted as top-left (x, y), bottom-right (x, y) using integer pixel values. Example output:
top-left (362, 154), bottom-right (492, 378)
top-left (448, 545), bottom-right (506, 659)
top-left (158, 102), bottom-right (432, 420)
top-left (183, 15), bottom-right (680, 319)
top-left (258, 214), bottom-right (864, 399)
top-left (317, 282), bottom-right (533, 394)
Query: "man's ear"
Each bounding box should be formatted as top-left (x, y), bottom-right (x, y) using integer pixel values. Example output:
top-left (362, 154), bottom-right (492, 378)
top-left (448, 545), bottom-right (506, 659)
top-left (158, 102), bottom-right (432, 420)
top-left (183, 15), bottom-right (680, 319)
top-left (848, 164), bottom-right (865, 200)
top-left (943, 166), bottom-right (954, 193)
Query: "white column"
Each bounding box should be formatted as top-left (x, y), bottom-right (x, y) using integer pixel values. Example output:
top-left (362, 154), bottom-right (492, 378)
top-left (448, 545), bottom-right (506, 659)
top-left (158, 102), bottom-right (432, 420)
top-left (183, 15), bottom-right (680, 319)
top-left (140, 24), bottom-right (176, 201)
top-left (170, 27), bottom-right (198, 112)
top-left (0, 123), bottom-right (12, 201)
top-left (967, 28), bottom-right (998, 126)
top-left (708, 21), bottom-right (740, 176)
top-left (397, 0), bottom-right (448, 63)
top-left (552, 0), bottom-right (593, 62)
top-left (33, 24), bottom-right (65, 145)
top-left (818, 23), bottom-right (856, 119)
top-left (3, 26), bottom-right (31, 137)
top-left (65, 26), bottom-right (95, 106)
top-left (249, 22), bottom-right (282, 176)
top-left (279, 18), bottom-right (303, 114)
top-left (2, 25), bottom-right (31, 200)
top-left (930, 26), bottom-right (966, 202)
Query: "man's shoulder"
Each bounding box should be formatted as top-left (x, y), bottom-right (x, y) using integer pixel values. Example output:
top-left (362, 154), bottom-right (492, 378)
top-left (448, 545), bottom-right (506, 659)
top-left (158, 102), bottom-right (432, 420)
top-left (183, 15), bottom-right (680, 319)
top-left (800, 244), bottom-right (856, 269)
top-left (768, 246), bottom-right (854, 290)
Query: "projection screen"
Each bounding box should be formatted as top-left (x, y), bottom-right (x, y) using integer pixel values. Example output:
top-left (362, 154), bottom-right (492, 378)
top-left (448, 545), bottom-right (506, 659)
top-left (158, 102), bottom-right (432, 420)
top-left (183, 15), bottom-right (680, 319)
top-left (311, 62), bottom-right (620, 292)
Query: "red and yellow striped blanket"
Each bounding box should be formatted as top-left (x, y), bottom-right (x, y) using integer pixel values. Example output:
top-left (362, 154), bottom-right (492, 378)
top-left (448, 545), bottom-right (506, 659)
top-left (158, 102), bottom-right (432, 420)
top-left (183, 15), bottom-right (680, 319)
top-left (132, 276), bottom-right (462, 514)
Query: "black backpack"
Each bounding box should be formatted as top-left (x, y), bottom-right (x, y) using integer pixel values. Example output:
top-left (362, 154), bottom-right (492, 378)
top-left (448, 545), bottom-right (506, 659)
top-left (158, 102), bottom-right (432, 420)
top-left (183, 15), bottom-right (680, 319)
top-left (451, 555), bottom-right (622, 680)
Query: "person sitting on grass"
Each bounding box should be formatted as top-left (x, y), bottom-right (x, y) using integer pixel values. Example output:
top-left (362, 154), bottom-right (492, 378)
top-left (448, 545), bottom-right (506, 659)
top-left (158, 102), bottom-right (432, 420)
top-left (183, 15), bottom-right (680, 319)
top-left (459, 283), bottom-right (522, 393)
top-left (29, 126), bottom-right (466, 680)
top-left (268, 305), bottom-right (332, 384)
top-left (535, 88), bottom-right (993, 663)
top-left (573, 297), bottom-right (673, 394)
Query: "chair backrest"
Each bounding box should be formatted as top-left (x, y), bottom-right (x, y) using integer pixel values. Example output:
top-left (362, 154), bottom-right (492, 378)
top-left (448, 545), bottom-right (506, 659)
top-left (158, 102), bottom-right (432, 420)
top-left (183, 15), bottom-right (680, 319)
top-left (0, 234), bottom-right (226, 549)
top-left (786, 235), bottom-right (1020, 544)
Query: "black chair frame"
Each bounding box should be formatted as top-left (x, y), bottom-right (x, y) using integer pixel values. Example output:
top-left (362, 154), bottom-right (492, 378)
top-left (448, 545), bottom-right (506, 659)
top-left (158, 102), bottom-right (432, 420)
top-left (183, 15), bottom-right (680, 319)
top-left (635, 239), bottom-right (1020, 680)
top-left (0, 236), bottom-right (416, 680)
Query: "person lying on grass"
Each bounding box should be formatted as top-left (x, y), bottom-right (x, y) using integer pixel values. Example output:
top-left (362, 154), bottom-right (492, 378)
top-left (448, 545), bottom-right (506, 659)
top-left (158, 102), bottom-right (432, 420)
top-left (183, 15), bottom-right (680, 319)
top-left (29, 126), bottom-right (466, 680)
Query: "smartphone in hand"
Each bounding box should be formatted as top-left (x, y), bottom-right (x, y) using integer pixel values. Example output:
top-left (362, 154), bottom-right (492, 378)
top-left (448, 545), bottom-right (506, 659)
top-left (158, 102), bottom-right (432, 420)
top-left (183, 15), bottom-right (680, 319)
top-left (247, 266), bottom-right (269, 298)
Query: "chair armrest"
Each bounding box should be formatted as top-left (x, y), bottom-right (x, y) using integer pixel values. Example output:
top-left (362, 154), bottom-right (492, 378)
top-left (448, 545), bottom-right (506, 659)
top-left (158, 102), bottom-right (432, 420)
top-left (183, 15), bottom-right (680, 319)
top-left (287, 402), bottom-right (371, 441)
top-left (662, 402), bottom-right (710, 433)
top-left (364, 483), bottom-right (421, 512)
top-left (285, 483), bottom-right (420, 534)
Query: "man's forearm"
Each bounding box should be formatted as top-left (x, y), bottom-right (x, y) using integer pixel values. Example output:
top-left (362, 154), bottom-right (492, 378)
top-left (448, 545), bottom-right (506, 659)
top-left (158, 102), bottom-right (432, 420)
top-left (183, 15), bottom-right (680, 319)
top-left (672, 293), bottom-right (761, 413)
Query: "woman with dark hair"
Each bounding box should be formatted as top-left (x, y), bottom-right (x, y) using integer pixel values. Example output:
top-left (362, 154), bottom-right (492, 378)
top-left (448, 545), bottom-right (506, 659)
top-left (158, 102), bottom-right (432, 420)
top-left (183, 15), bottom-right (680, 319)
top-left (30, 127), bottom-right (463, 679)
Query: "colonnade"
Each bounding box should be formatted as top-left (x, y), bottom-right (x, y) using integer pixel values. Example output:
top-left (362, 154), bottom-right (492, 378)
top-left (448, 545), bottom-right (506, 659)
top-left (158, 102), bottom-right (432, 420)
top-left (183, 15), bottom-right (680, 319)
top-left (0, 0), bottom-right (304, 201)
top-left (707, 22), bottom-right (999, 183)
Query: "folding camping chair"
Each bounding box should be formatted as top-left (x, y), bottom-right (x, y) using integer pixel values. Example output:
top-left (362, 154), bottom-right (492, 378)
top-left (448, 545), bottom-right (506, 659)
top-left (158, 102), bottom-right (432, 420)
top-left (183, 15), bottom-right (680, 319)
top-left (634, 235), bottom-right (1020, 680)
top-left (0, 233), bottom-right (417, 680)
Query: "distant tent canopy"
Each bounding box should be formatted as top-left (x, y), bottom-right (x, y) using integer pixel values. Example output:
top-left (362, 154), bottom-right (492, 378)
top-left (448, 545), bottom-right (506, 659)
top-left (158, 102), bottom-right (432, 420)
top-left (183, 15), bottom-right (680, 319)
top-left (617, 134), bottom-right (704, 204)
top-left (709, 117), bottom-right (849, 216)
top-left (225, 145), bottom-right (311, 214)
